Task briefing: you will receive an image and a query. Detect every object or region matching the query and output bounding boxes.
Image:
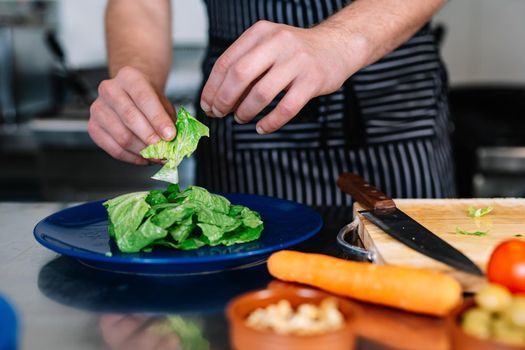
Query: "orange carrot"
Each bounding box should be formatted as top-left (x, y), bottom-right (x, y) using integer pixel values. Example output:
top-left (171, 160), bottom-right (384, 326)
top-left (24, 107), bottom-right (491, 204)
top-left (267, 250), bottom-right (462, 317)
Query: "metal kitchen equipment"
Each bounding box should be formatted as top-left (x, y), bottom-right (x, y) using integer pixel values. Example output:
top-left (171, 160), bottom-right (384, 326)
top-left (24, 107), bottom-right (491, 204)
top-left (337, 172), bottom-right (484, 276)
top-left (0, 1), bottom-right (56, 124)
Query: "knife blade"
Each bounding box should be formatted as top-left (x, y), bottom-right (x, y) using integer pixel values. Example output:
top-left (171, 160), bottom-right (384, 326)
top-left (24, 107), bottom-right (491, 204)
top-left (337, 172), bottom-right (484, 276)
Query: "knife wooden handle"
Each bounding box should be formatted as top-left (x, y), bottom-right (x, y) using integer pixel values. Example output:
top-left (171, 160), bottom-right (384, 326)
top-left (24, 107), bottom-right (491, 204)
top-left (337, 172), bottom-right (396, 213)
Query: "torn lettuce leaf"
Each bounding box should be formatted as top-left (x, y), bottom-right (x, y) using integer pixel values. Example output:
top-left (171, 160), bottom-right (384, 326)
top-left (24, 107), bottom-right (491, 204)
top-left (145, 190), bottom-right (169, 206)
top-left (455, 226), bottom-right (489, 237)
top-left (104, 185), bottom-right (263, 253)
top-left (220, 225), bottom-right (264, 246)
top-left (151, 204), bottom-right (194, 228)
top-left (168, 217), bottom-right (195, 242)
top-left (467, 206), bottom-right (493, 218)
top-left (178, 186), bottom-right (230, 214)
top-left (103, 191), bottom-right (150, 241)
top-left (140, 106), bottom-right (209, 184)
top-left (240, 207), bottom-right (263, 228)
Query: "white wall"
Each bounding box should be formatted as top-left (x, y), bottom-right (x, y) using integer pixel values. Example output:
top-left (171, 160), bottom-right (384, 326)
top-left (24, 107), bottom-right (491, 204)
top-left (435, 0), bottom-right (525, 84)
top-left (58, 0), bottom-right (525, 86)
top-left (58, 0), bottom-right (107, 68)
top-left (58, 0), bottom-right (207, 68)
top-left (172, 0), bottom-right (207, 46)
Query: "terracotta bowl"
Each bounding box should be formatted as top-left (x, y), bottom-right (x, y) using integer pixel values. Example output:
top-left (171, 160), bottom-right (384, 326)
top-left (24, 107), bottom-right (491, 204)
top-left (448, 299), bottom-right (525, 350)
top-left (226, 283), bottom-right (357, 350)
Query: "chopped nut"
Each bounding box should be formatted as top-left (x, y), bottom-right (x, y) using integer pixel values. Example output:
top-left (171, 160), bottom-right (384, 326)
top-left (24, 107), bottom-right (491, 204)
top-left (245, 298), bottom-right (344, 335)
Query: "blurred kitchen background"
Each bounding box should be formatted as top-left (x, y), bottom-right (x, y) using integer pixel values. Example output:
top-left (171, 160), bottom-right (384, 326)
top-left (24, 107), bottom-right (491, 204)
top-left (1, 0), bottom-right (524, 201)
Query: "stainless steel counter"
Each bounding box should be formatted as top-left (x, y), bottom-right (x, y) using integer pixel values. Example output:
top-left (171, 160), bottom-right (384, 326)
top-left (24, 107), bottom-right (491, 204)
top-left (0, 202), bottom-right (89, 350)
top-left (0, 202), bottom-right (372, 350)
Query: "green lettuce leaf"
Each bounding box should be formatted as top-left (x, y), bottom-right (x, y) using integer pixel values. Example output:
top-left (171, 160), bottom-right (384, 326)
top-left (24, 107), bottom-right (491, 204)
top-left (179, 186), bottom-right (230, 214)
top-left (145, 190), bottom-right (168, 206)
top-left (229, 205), bottom-right (244, 217)
top-left (144, 202), bottom-right (180, 217)
top-left (168, 217), bottom-right (196, 242)
top-left (220, 225), bottom-right (263, 246)
top-left (115, 217), bottom-right (168, 253)
top-left (164, 184), bottom-right (181, 196)
top-left (105, 185), bottom-right (264, 253)
top-left (240, 207), bottom-right (263, 228)
top-left (455, 226), bottom-right (489, 237)
top-left (196, 207), bottom-right (238, 229)
top-left (197, 223), bottom-right (225, 245)
top-left (151, 204), bottom-right (194, 228)
top-left (140, 106), bottom-right (209, 184)
top-left (103, 191), bottom-right (150, 241)
top-left (176, 236), bottom-right (208, 250)
top-left (467, 206), bottom-right (493, 218)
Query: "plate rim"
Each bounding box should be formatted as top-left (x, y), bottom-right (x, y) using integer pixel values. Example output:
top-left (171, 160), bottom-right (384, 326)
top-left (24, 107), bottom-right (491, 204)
top-left (33, 193), bottom-right (323, 265)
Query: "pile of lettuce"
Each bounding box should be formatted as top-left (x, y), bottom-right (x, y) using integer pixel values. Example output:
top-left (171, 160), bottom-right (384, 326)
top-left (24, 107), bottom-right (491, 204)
top-left (104, 184), bottom-right (263, 253)
top-left (103, 106), bottom-right (263, 253)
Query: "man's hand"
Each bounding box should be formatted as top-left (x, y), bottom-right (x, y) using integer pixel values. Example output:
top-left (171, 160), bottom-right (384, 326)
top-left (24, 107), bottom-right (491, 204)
top-left (88, 66), bottom-right (176, 165)
top-left (200, 20), bottom-right (368, 135)
top-left (200, 0), bottom-right (445, 135)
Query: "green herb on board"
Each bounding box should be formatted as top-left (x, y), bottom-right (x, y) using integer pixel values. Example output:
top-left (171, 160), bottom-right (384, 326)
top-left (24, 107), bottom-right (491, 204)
top-left (455, 226), bottom-right (489, 237)
top-left (467, 206), bottom-right (493, 218)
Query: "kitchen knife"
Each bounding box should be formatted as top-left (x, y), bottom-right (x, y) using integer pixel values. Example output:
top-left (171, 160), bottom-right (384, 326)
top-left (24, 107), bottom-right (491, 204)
top-left (337, 172), bottom-right (484, 276)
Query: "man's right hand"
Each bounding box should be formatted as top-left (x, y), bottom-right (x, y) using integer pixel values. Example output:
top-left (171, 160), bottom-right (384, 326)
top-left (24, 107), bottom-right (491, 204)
top-left (88, 66), bottom-right (176, 165)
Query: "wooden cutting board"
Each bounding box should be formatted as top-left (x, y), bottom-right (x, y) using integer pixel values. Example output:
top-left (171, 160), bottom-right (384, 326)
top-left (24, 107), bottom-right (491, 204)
top-left (354, 198), bottom-right (525, 291)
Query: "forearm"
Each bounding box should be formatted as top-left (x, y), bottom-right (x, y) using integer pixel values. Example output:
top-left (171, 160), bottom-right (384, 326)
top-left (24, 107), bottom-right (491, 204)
top-left (105, 0), bottom-right (172, 93)
top-left (316, 0), bottom-right (446, 77)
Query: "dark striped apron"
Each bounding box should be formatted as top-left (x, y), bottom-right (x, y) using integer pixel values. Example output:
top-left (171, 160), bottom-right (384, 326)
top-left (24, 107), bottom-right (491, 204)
top-left (196, 0), bottom-right (456, 206)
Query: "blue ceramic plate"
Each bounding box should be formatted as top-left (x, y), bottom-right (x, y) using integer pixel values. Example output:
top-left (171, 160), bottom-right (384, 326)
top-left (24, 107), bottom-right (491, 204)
top-left (34, 193), bottom-right (323, 275)
top-left (0, 294), bottom-right (17, 350)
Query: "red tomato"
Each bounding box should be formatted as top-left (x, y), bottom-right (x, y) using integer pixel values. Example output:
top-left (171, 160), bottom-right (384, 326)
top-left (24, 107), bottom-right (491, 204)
top-left (487, 239), bottom-right (525, 293)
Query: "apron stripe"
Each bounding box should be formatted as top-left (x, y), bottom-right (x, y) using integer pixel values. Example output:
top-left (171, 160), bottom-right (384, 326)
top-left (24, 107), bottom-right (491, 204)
top-left (196, 0), bottom-right (456, 205)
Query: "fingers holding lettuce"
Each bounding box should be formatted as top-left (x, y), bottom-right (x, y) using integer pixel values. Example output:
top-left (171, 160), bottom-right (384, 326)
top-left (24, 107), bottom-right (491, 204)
top-left (88, 66), bottom-right (177, 165)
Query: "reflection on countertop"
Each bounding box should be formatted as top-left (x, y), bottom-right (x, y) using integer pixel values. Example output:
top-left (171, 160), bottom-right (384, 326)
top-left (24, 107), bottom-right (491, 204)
top-left (0, 202), bottom-right (453, 350)
top-left (37, 256), bottom-right (272, 314)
